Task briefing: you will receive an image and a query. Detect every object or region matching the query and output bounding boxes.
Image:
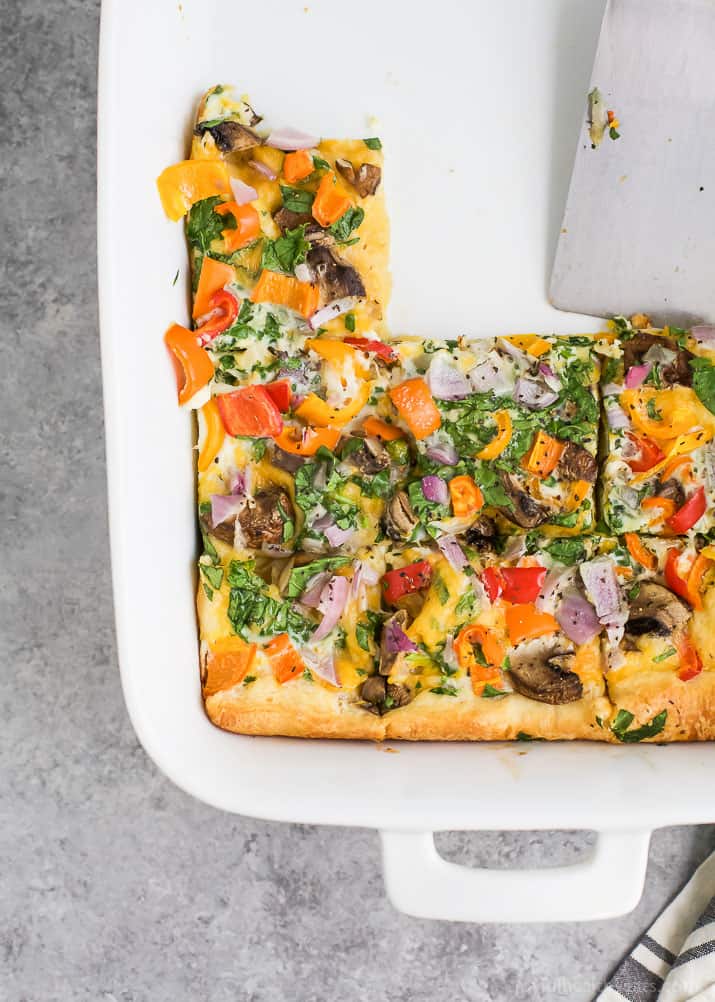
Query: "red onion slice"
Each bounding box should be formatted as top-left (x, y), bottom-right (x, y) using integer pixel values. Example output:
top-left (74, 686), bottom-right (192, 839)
top-left (210, 494), bottom-right (244, 528)
top-left (469, 352), bottom-right (514, 395)
top-left (602, 382), bottom-right (624, 396)
top-left (538, 363), bottom-right (561, 392)
top-left (422, 475), bottom-right (449, 505)
top-left (230, 176), bottom-right (258, 205)
top-left (384, 616), bottom-right (418, 654)
top-left (300, 572), bottom-right (333, 608)
top-left (436, 535), bottom-right (469, 571)
top-left (266, 128), bottom-right (320, 151)
top-left (555, 593), bottom-right (601, 644)
top-left (513, 376), bottom-right (559, 410)
top-left (229, 468), bottom-right (250, 496)
top-left (605, 401), bottom-right (630, 429)
top-left (303, 648), bottom-right (341, 687)
top-left (425, 441), bottom-right (459, 466)
top-left (579, 558), bottom-right (621, 621)
top-left (692, 325), bottom-right (715, 345)
top-left (313, 575), bottom-right (350, 640)
top-left (248, 159), bottom-right (277, 181)
top-left (324, 523), bottom-right (353, 548)
top-left (308, 297), bottom-right (360, 330)
top-left (624, 362), bottom-right (652, 389)
top-left (426, 355), bottom-right (473, 400)
top-left (497, 338), bottom-right (531, 369)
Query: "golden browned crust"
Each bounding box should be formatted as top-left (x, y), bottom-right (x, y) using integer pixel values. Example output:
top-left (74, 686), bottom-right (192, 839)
top-left (605, 669), bottom-right (715, 742)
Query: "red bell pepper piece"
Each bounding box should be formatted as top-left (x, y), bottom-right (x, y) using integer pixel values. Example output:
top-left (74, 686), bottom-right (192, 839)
top-left (264, 379), bottom-right (292, 412)
top-left (677, 636), bottom-right (703, 682)
top-left (195, 289), bottom-right (239, 344)
top-left (664, 547), bottom-right (692, 606)
top-left (382, 560), bottom-right (432, 604)
top-left (217, 386), bottom-right (283, 438)
top-left (626, 432), bottom-right (665, 474)
top-left (481, 567), bottom-right (503, 603)
top-left (666, 486), bottom-right (706, 534)
top-left (500, 566), bottom-right (547, 604)
top-left (344, 337), bottom-right (398, 364)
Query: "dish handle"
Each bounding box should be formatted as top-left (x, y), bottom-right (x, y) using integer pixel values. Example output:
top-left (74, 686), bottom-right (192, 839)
top-left (380, 828), bottom-right (652, 922)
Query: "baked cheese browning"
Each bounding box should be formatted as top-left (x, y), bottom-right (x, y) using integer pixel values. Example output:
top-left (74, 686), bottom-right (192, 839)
top-left (600, 315), bottom-right (715, 537)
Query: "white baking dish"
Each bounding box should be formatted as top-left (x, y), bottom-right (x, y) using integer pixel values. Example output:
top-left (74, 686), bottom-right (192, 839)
top-left (97, 0), bottom-right (715, 922)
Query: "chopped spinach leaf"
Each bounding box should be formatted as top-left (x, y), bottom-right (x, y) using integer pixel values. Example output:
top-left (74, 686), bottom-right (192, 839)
top-left (652, 647), bottom-right (677, 663)
top-left (329, 207), bottom-right (365, 242)
top-left (186, 197), bottom-right (225, 253)
top-left (482, 684), bottom-right (509, 699)
top-left (691, 357), bottom-right (715, 415)
top-left (260, 224), bottom-right (310, 275)
top-left (280, 185), bottom-right (315, 213)
top-left (285, 557), bottom-right (352, 599)
top-left (199, 563), bottom-right (224, 591)
top-left (363, 137), bottom-right (382, 150)
top-left (611, 708), bottom-right (667, 743)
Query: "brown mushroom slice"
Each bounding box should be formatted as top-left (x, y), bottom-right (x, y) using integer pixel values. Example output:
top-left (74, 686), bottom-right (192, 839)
top-left (335, 157), bottom-right (382, 197)
top-left (379, 610), bottom-right (410, 676)
top-left (497, 473), bottom-right (552, 529)
top-left (360, 676), bottom-right (411, 714)
top-left (625, 582), bottom-right (691, 638)
top-left (622, 331), bottom-right (694, 387)
top-left (464, 514), bottom-right (497, 547)
top-left (347, 436), bottom-right (390, 475)
top-left (306, 245), bottom-right (366, 303)
top-left (196, 120), bottom-right (262, 154)
top-left (200, 512), bottom-right (237, 546)
top-left (508, 639), bottom-right (583, 704)
top-left (237, 487), bottom-right (294, 549)
top-left (655, 477), bottom-right (686, 509)
top-left (384, 490), bottom-right (418, 541)
top-left (554, 441), bottom-right (597, 483)
top-left (273, 207), bottom-right (314, 233)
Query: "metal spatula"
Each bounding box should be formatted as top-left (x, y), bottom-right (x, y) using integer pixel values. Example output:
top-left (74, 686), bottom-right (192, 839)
top-left (550, 0), bottom-right (715, 326)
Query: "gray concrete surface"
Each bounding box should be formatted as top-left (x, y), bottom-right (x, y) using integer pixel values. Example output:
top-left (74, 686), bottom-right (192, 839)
top-left (1, 2), bottom-right (713, 1000)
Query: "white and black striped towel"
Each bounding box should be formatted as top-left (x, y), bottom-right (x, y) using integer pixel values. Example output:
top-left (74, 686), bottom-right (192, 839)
top-left (597, 852), bottom-right (715, 1002)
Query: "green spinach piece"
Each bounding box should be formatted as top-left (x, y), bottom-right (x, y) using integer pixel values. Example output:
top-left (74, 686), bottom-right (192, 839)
top-left (691, 357), bottom-right (715, 414)
top-left (610, 709), bottom-right (667, 743)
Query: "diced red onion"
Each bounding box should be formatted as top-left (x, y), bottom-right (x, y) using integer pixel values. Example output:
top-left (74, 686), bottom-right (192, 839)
top-left (538, 363), bottom-right (561, 392)
top-left (361, 564), bottom-right (380, 586)
top-left (313, 575), bottom-right (350, 640)
top-left (535, 568), bottom-right (574, 612)
top-left (425, 441), bottom-right (459, 466)
top-left (513, 376), bottom-right (559, 410)
top-left (427, 354), bottom-right (473, 400)
top-left (325, 523), bottom-right (353, 548)
top-left (248, 158), bottom-right (277, 181)
top-left (229, 468), bottom-right (250, 496)
top-left (605, 401), bottom-right (630, 429)
top-left (436, 535), bottom-right (469, 571)
top-left (624, 362), bottom-right (652, 389)
top-left (579, 558), bottom-right (621, 621)
top-left (266, 128), bottom-right (320, 151)
top-left (303, 648), bottom-right (341, 687)
top-left (469, 352), bottom-right (514, 395)
top-left (230, 176), bottom-right (258, 205)
top-left (497, 338), bottom-right (531, 369)
top-left (300, 572), bottom-right (332, 608)
top-left (422, 475), bottom-right (449, 505)
top-left (602, 382), bottom-right (623, 396)
top-left (384, 617), bottom-right (418, 654)
top-left (272, 448), bottom-right (305, 473)
top-left (604, 608), bottom-right (629, 648)
top-left (210, 493), bottom-right (244, 528)
top-left (692, 325), bottom-right (715, 345)
top-left (308, 297), bottom-right (360, 330)
top-left (294, 262), bottom-right (313, 284)
top-left (556, 593), bottom-right (601, 644)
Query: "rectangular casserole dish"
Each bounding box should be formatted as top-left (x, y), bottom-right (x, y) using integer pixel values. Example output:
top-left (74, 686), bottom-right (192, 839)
top-left (97, 0), bottom-right (715, 921)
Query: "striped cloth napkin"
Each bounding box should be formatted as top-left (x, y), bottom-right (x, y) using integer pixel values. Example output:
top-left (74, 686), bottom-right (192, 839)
top-left (597, 852), bottom-right (715, 1002)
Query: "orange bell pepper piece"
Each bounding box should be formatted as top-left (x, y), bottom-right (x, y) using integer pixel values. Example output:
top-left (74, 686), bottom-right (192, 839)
top-left (197, 398), bottom-right (226, 472)
top-left (505, 604), bottom-right (560, 645)
top-left (685, 553), bottom-right (711, 611)
top-left (217, 386), bottom-right (284, 439)
top-left (251, 269), bottom-right (319, 318)
top-left (641, 496), bottom-right (676, 526)
top-left (164, 323), bottom-right (215, 406)
top-left (477, 410), bottom-right (512, 460)
top-left (266, 633), bottom-right (307, 684)
top-left (389, 378), bottom-right (441, 440)
top-left (449, 475), bottom-right (484, 518)
top-left (677, 635), bottom-right (703, 682)
top-left (156, 160), bottom-right (231, 221)
top-left (505, 335), bottom-right (552, 357)
top-left (563, 479), bottom-right (592, 512)
top-left (312, 171), bottom-right (351, 227)
top-left (305, 338), bottom-right (367, 376)
top-left (283, 149), bottom-right (314, 183)
top-left (524, 430), bottom-right (564, 477)
top-left (215, 201), bottom-right (261, 252)
top-left (295, 384), bottom-right (371, 428)
top-left (455, 623), bottom-right (505, 692)
top-left (274, 426), bottom-right (342, 456)
top-left (659, 455), bottom-right (692, 484)
top-left (624, 533), bottom-right (657, 572)
top-left (203, 640), bottom-right (257, 697)
top-left (193, 257), bottom-right (235, 320)
top-left (362, 416), bottom-right (405, 441)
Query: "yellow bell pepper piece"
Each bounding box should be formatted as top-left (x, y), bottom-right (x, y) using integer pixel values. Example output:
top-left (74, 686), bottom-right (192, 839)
top-left (505, 335), bottom-right (552, 357)
top-left (295, 384), bottom-right (371, 428)
top-left (197, 399), bottom-right (225, 472)
top-left (476, 410), bottom-right (512, 460)
top-left (630, 429), bottom-right (714, 485)
top-left (620, 386), bottom-right (715, 441)
top-left (156, 160), bottom-right (231, 221)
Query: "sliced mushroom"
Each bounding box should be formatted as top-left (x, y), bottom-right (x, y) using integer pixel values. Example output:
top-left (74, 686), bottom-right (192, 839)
top-left (379, 610), bottom-right (410, 676)
top-left (335, 158), bottom-right (382, 197)
top-left (507, 638), bottom-right (583, 704)
top-left (384, 490), bottom-right (418, 541)
top-left (554, 441), bottom-right (597, 483)
top-left (655, 477), bottom-right (686, 509)
top-left (497, 473), bottom-right (552, 529)
top-left (625, 582), bottom-right (691, 638)
top-left (464, 514), bottom-right (497, 547)
top-left (273, 207), bottom-right (313, 233)
top-left (360, 676), bottom-right (411, 714)
top-left (200, 511), bottom-right (237, 545)
top-left (622, 331), bottom-right (694, 387)
top-left (196, 120), bottom-right (262, 154)
top-left (347, 436), bottom-right (390, 475)
top-left (237, 487), bottom-right (294, 549)
top-left (307, 245), bottom-right (366, 303)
